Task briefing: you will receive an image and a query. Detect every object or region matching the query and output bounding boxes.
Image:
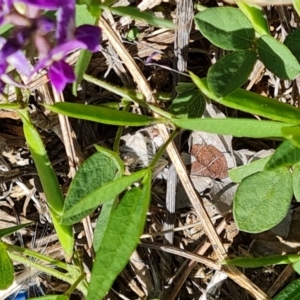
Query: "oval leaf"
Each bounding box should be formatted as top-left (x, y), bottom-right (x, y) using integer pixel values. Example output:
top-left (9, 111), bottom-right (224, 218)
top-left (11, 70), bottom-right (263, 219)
top-left (170, 89), bottom-right (206, 118)
top-left (61, 169), bottom-right (148, 224)
top-left (273, 279), bottom-right (300, 300)
top-left (233, 167), bottom-right (293, 233)
top-left (63, 150), bottom-right (123, 225)
top-left (194, 7), bottom-right (255, 50)
top-left (0, 242), bottom-right (14, 289)
top-left (293, 162), bottom-right (300, 202)
top-left (86, 170), bottom-right (152, 300)
top-left (172, 117), bottom-right (294, 138)
top-left (208, 50), bottom-right (256, 97)
top-left (236, 0), bottom-right (270, 36)
top-left (293, 260), bottom-right (300, 275)
top-left (265, 140), bottom-right (300, 170)
top-left (229, 156), bottom-right (271, 183)
top-left (284, 29), bottom-right (300, 64)
top-left (258, 35), bottom-right (300, 80)
top-left (282, 126), bottom-right (300, 148)
top-left (44, 103), bottom-right (155, 126)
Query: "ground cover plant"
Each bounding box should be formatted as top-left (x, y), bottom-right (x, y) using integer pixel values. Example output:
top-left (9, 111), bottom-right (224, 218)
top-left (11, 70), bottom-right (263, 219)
top-left (2, 0), bottom-right (300, 299)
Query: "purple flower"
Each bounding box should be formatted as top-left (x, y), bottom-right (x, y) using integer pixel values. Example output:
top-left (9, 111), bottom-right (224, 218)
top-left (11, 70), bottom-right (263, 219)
top-left (0, 0), bottom-right (102, 93)
top-left (33, 26), bottom-right (101, 92)
top-left (0, 38), bottom-right (30, 92)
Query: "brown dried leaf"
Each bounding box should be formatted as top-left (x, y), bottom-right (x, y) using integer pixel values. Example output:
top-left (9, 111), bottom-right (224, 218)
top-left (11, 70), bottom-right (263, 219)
top-left (190, 144), bottom-right (228, 179)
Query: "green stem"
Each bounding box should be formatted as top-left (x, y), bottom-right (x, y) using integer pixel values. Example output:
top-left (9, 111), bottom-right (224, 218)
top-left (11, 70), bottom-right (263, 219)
top-left (149, 128), bottom-right (180, 169)
top-left (6, 250), bottom-right (87, 296)
top-left (66, 273), bottom-right (86, 296)
top-left (113, 101), bottom-right (131, 153)
top-left (4, 243), bottom-right (69, 270)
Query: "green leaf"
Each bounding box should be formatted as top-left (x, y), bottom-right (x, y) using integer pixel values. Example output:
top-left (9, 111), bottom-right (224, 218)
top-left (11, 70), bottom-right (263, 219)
top-left (75, 4), bottom-right (96, 26)
top-left (76, 0), bottom-right (102, 17)
top-left (72, 5), bottom-right (97, 95)
top-left (293, 260), bottom-right (300, 274)
top-left (190, 74), bottom-right (300, 125)
top-left (170, 89), bottom-right (206, 118)
top-left (86, 169), bottom-right (152, 300)
top-left (44, 103), bottom-right (156, 126)
top-left (62, 169), bottom-right (148, 224)
top-left (0, 103), bottom-right (20, 109)
top-left (18, 109), bottom-right (74, 259)
top-left (93, 199), bottom-right (116, 252)
top-left (175, 82), bottom-right (196, 93)
top-left (233, 167), bottom-right (293, 233)
top-left (273, 279), bottom-right (300, 300)
top-left (194, 7), bottom-right (255, 50)
top-left (293, 0), bottom-right (300, 19)
top-left (103, 6), bottom-right (175, 29)
top-left (235, 0), bottom-right (270, 36)
top-left (293, 162), bottom-right (300, 202)
top-left (29, 296), bottom-right (68, 300)
top-left (62, 150), bottom-right (123, 225)
top-left (284, 29), bottom-right (300, 64)
top-left (0, 242), bottom-right (14, 289)
top-left (222, 254), bottom-right (300, 268)
top-left (207, 50), bottom-right (256, 97)
top-left (265, 140), bottom-right (300, 170)
top-left (172, 117), bottom-right (293, 138)
top-left (0, 223), bottom-right (32, 239)
top-left (258, 35), bottom-right (300, 80)
top-left (72, 50), bottom-right (93, 96)
top-left (229, 156), bottom-right (271, 183)
top-left (282, 126), bottom-right (300, 148)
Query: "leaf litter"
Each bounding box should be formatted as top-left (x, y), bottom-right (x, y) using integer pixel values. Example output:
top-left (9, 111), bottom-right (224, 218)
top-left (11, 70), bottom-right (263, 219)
top-left (0, 1), bottom-right (300, 299)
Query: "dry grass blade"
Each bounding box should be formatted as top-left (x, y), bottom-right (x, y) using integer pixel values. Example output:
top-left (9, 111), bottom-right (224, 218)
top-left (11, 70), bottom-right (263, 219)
top-left (99, 14), bottom-right (270, 300)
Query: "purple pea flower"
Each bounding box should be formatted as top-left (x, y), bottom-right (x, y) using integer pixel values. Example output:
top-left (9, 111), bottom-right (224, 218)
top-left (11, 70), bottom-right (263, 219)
top-left (0, 37), bottom-right (30, 92)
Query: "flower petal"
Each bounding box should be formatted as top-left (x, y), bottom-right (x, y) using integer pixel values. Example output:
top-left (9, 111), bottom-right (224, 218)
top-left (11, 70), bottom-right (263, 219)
top-left (7, 49), bottom-right (31, 77)
top-left (48, 60), bottom-right (75, 92)
top-left (18, 0), bottom-right (63, 9)
top-left (75, 25), bottom-right (101, 52)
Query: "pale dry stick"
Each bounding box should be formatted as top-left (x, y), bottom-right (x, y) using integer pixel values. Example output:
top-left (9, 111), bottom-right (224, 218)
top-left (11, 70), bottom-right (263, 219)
top-left (140, 242), bottom-right (221, 270)
top-left (223, 0), bottom-right (292, 5)
top-left (99, 16), bottom-right (270, 300)
top-left (267, 264), bottom-right (294, 298)
top-left (51, 89), bottom-right (94, 252)
top-left (168, 217), bottom-right (228, 300)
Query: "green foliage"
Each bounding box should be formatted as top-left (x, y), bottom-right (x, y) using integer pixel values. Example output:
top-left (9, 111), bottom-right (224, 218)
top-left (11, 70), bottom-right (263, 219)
top-left (207, 50), bottom-right (256, 97)
top-left (194, 7), bottom-right (255, 50)
top-left (170, 89), bottom-right (206, 118)
top-left (62, 150), bottom-right (123, 225)
top-left (233, 167), bottom-right (293, 233)
top-left (0, 223), bottom-right (32, 239)
top-left (172, 117), bottom-right (294, 138)
top-left (235, 0), bottom-right (270, 36)
top-left (273, 279), bottom-right (300, 300)
top-left (284, 29), bottom-right (300, 63)
top-left (44, 103), bottom-right (156, 126)
top-left (102, 6), bottom-right (175, 29)
top-left (229, 156), bottom-right (270, 183)
top-left (87, 170), bottom-right (152, 300)
top-left (0, 242), bottom-right (14, 289)
top-left (222, 254), bottom-right (300, 268)
top-left (293, 162), bottom-right (300, 202)
top-left (190, 74), bottom-right (300, 124)
top-left (18, 109), bottom-right (74, 259)
top-left (265, 140), bottom-right (300, 170)
top-left (257, 35), bottom-right (300, 80)
top-left (61, 169), bottom-right (148, 224)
